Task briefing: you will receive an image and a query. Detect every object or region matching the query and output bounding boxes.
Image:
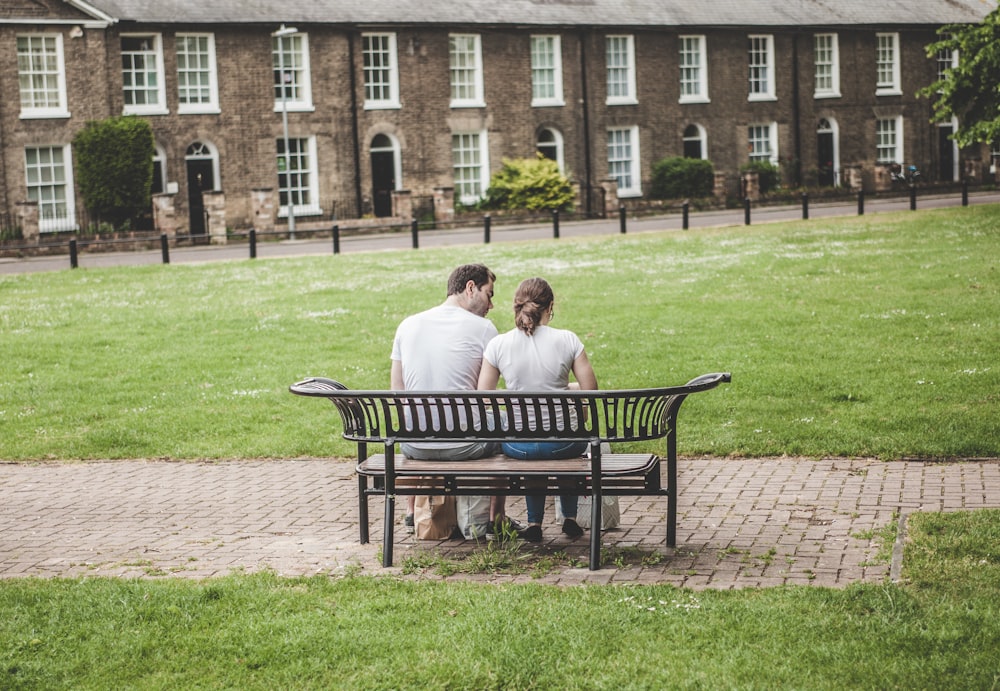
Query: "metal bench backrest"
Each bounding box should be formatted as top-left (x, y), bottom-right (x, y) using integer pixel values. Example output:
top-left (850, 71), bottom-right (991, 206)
top-left (289, 373), bottom-right (730, 445)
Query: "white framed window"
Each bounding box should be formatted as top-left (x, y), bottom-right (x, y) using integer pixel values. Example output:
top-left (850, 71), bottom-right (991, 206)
top-left (452, 131), bottom-right (490, 205)
top-left (607, 126), bottom-right (641, 197)
top-left (814, 33), bottom-right (841, 99)
top-left (748, 35), bottom-right (775, 101)
top-left (679, 35), bottom-right (709, 103)
top-left (449, 34), bottom-right (485, 107)
top-left (876, 117), bottom-right (903, 164)
top-left (121, 34), bottom-right (168, 115)
top-left (24, 144), bottom-right (76, 233)
top-left (536, 127), bottom-right (565, 171)
top-left (530, 35), bottom-right (564, 107)
top-left (362, 33), bottom-right (400, 109)
top-left (606, 35), bottom-right (637, 105)
top-left (683, 124), bottom-right (707, 159)
top-left (748, 123), bottom-right (778, 165)
top-left (152, 143), bottom-right (167, 195)
top-left (277, 136), bottom-right (320, 217)
top-left (17, 33), bottom-right (69, 119)
top-left (176, 33), bottom-right (219, 114)
top-left (936, 36), bottom-right (958, 83)
top-left (876, 33), bottom-right (901, 95)
top-left (272, 32), bottom-right (313, 111)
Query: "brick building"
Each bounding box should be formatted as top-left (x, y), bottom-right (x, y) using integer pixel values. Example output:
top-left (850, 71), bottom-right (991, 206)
top-left (1, 0), bottom-right (995, 239)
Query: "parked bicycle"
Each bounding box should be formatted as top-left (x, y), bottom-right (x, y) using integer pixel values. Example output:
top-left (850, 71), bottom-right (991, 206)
top-left (890, 163), bottom-right (922, 186)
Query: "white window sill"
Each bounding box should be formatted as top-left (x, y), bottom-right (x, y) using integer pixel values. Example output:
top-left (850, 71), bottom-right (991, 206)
top-left (178, 106), bottom-right (221, 115)
top-left (606, 98), bottom-right (639, 106)
top-left (876, 88), bottom-right (902, 97)
top-left (748, 94), bottom-right (777, 102)
top-left (20, 110), bottom-right (71, 120)
top-left (450, 101), bottom-right (487, 109)
top-left (814, 92), bottom-right (842, 100)
top-left (273, 103), bottom-right (315, 113)
top-left (679, 96), bottom-right (711, 105)
top-left (124, 107), bottom-right (170, 116)
top-left (617, 189), bottom-right (642, 198)
top-left (531, 99), bottom-right (566, 108)
top-left (364, 101), bottom-right (402, 110)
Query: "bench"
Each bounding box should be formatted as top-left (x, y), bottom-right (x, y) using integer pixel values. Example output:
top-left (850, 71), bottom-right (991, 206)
top-left (289, 372), bottom-right (730, 570)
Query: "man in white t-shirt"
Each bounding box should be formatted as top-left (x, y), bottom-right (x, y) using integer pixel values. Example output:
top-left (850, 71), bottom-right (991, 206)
top-left (390, 264), bottom-right (507, 535)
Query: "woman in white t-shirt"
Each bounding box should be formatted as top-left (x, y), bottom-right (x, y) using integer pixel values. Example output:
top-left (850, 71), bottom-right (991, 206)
top-left (477, 277), bottom-right (599, 542)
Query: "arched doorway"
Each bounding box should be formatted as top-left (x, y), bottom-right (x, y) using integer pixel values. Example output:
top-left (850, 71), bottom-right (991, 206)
top-left (185, 141), bottom-right (218, 238)
top-left (682, 124), bottom-right (706, 159)
top-left (370, 134), bottom-right (398, 218)
top-left (536, 127), bottom-right (564, 171)
top-left (816, 118), bottom-right (839, 187)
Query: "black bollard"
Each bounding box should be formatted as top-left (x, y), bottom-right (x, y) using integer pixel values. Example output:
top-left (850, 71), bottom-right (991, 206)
top-left (802, 193), bottom-right (809, 220)
top-left (962, 179), bottom-right (969, 207)
top-left (682, 201), bottom-right (689, 230)
top-left (249, 228), bottom-right (257, 259)
top-left (552, 209), bottom-right (560, 239)
top-left (484, 215), bottom-right (491, 244)
top-left (411, 219), bottom-right (419, 249)
top-left (332, 224), bottom-right (340, 254)
top-left (619, 204), bottom-right (627, 234)
top-left (69, 238), bottom-right (78, 269)
top-left (744, 198), bottom-right (751, 225)
top-left (909, 185), bottom-right (917, 211)
top-left (858, 190), bottom-right (865, 216)
top-left (160, 233), bottom-right (170, 264)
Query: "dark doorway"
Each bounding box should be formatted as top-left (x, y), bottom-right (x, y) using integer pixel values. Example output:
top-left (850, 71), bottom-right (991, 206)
top-left (186, 159), bottom-right (214, 238)
top-left (682, 125), bottom-right (702, 159)
top-left (817, 131), bottom-right (835, 187)
top-left (370, 135), bottom-right (395, 218)
top-left (938, 125), bottom-right (955, 181)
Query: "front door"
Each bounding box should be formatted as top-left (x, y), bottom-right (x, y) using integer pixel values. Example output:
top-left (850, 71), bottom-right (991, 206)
top-left (186, 159), bottom-right (214, 238)
top-left (371, 150), bottom-right (395, 218)
top-left (817, 131), bottom-right (835, 187)
top-left (938, 125), bottom-right (955, 182)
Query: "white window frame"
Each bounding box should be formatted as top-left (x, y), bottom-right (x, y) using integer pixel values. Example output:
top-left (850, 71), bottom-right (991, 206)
top-left (536, 127), bottom-right (565, 171)
top-left (272, 32), bottom-right (313, 112)
top-left (936, 37), bottom-right (958, 85)
top-left (606, 35), bottom-right (637, 105)
top-left (876, 33), bottom-right (902, 96)
top-left (607, 125), bottom-right (641, 197)
top-left (748, 123), bottom-right (779, 165)
top-left (17, 33), bottom-right (70, 119)
top-left (814, 33), bottom-right (841, 99)
top-left (24, 144), bottom-right (77, 233)
top-left (176, 33), bottom-right (219, 115)
top-left (362, 33), bottom-right (400, 109)
top-left (530, 35), bottom-right (565, 107)
top-left (678, 35), bottom-right (709, 104)
top-left (276, 135), bottom-right (321, 218)
top-left (449, 34), bottom-right (485, 108)
top-left (876, 116), bottom-right (903, 164)
top-left (748, 34), bottom-right (775, 101)
top-left (452, 131), bottom-right (490, 205)
top-left (121, 33), bottom-right (168, 115)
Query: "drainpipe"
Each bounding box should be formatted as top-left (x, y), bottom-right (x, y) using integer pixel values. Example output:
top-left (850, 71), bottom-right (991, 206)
top-left (791, 33), bottom-right (802, 187)
top-left (348, 29), bottom-right (363, 217)
top-left (579, 31), bottom-right (592, 217)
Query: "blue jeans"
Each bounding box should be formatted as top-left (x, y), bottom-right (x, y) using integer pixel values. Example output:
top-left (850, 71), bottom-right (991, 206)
top-left (502, 441), bottom-right (587, 524)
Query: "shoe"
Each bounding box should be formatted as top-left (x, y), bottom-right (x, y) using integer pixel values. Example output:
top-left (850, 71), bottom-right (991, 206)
top-left (486, 516), bottom-right (525, 542)
top-left (517, 524), bottom-right (543, 542)
top-left (404, 513), bottom-right (415, 534)
top-left (561, 518), bottom-right (584, 538)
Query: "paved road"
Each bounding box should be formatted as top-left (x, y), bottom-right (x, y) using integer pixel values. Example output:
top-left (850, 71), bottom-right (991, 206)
top-left (2, 457), bottom-right (998, 587)
top-left (3, 189), bottom-right (998, 275)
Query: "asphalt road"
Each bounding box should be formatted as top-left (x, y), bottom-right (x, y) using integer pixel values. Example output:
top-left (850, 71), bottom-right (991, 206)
top-left (2, 189), bottom-right (998, 275)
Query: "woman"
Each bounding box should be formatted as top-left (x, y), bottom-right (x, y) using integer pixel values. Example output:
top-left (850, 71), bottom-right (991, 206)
top-left (477, 277), bottom-right (599, 542)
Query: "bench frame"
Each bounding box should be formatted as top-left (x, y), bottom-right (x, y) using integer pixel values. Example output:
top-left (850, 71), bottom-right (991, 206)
top-left (290, 372), bottom-right (730, 570)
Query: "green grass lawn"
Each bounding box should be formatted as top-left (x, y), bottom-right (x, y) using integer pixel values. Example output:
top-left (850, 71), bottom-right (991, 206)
top-left (1, 205), bottom-right (997, 461)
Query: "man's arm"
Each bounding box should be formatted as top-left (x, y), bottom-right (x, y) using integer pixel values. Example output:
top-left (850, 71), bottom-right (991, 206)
top-left (390, 359), bottom-right (404, 390)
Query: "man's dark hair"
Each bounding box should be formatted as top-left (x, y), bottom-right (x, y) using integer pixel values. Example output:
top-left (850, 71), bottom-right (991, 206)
top-left (447, 264), bottom-right (496, 295)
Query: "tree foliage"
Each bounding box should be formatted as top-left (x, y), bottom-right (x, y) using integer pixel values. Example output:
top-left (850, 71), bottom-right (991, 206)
top-left (920, 8), bottom-right (1000, 148)
top-left (649, 157), bottom-right (715, 199)
top-left (481, 155), bottom-right (574, 211)
top-left (72, 116), bottom-right (155, 229)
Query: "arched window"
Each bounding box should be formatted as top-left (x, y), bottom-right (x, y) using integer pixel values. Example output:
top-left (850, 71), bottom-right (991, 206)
top-left (151, 143), bottom-right (167, 195)
top-left (683, 124), bottom-right (706, 159)
top-left (536, 127), bottom-right (564, 171)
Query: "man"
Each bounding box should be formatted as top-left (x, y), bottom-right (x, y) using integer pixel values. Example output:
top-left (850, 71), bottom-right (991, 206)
top-left (390, 263), bottom-right (512, 536)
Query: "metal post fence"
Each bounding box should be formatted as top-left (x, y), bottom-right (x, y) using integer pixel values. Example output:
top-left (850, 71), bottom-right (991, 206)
top-left (962, 180), bottom-right (969, 207)
top-left (249, 229), bottom-right (257, 259)
top-left (619, 205), bottom-right (627, 234)
top-left (802, 193), bottom-right (809, 220)
top-left (682, 201), bottom-right (689, 230)
top-left (411, 219), bottom-right (419, 249)
top-left (552, 209), bottom-right (560, 239)
top-left (69, 239), bottom-right (78, 269)
top-left (160, 234), bottom-right (170, 264)
top-left (483, 215), bottom-right (491, 244)
top-left (910, 185), bottom-right (917, 211)
top-left (332, 225), bottom-right (340, 254)
top-left (744, 198), bottom-right (751, 225)
top-left (858, 191), bottom-right (865, 216)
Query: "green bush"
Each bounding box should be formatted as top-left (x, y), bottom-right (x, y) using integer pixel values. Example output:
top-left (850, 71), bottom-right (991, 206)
top-left (649, 157), bottom-right (715, 199)
top-left (740, 160), bottom-right (782, 195)
top-left (73, 116), bottom-right (154, 230)
top-left (481, 155), bottom-right (574, 211)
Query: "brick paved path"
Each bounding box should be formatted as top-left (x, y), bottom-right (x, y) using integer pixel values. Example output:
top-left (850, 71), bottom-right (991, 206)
top-left (2, 458), bottom-right (997, 588)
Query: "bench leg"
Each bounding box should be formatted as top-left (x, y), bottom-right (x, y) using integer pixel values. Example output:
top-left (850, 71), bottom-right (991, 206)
top-left (588, 507), bottom-right (601, 571)
top-left (358, 474), bottom-right (370, 544)
top-left (383, 492), bottom-right (395, 567)
top-left (667, 456), bottom-right (677, 547)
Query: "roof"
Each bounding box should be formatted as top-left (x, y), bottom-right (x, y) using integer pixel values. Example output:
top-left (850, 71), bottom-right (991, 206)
top-left (88, 0), bottom-right (997, 28)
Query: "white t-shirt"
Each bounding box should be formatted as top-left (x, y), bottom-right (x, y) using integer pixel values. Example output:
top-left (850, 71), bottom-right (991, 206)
top-left (483, 325), bottom-right (585, 430)
top-left (391, 304), bottom-right (498, 443)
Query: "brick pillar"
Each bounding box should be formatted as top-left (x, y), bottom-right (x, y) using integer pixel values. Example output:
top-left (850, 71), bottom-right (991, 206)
top-left (152, 193), bottom-right (177, 239)
top-left (874, 165), bottom-right (893, 192)
top-left (392, 189), bottom-right (413, 220)
top-left (433, 187), bottom-right (454, 223)
top-left (251, 188), bottom-right (275, 231)
top-left (841, 165), bottom-right (863, 192)
top-left (202, 190), bottom-right (227, 245)
top-left (713, 172), bottom-right (729, 201)
top-left (16, 201), bottom-right (39, 243)
top-left (600, 177), bottom-right (619, 217)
